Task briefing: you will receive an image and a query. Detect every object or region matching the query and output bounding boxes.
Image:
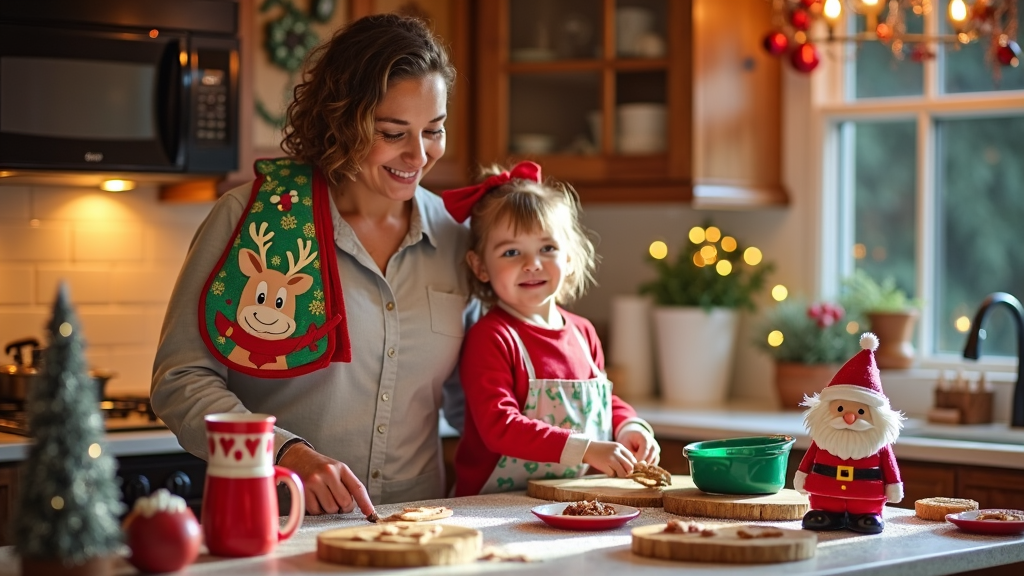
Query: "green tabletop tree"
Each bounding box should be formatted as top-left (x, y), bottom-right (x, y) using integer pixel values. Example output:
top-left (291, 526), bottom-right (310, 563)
top-left (14, 284), bottom-right (122, 575)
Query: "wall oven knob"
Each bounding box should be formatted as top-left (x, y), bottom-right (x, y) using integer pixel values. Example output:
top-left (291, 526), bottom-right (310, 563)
top-left (123, 474), bottom-right (151, 506)
top-left (165, 471), bottom-right (192, 498)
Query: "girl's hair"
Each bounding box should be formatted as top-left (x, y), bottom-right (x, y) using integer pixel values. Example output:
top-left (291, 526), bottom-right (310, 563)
top-left (466, 165), bottom-right (599, 305)
top-left (281, 14), bottom-right (455, 186)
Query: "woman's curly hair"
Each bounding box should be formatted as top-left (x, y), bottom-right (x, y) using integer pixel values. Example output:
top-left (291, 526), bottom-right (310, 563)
top-left (466, 165), bottom-right (599, 306)
top-left (281, 14), bottom-right (455, 186)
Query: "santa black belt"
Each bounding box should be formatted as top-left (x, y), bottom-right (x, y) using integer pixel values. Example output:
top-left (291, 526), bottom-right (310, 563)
top-left (811, 463), bottom-right (883, 481)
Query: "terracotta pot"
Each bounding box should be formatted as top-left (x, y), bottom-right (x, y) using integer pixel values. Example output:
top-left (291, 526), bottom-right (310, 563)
top-left (774, 362), bottom-right (840, 411)
top-left (867, 311), bottom-right (919, 369)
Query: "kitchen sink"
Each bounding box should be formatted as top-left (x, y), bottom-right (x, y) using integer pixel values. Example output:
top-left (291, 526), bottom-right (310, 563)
top-left (901, 420), bottom-right (1024, 445)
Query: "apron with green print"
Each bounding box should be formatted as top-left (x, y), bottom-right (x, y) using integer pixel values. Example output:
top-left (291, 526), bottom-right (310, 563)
top-left (198, 158), bottom-right (351, 377)
top-left (480, 323), bottom-right (612, 494)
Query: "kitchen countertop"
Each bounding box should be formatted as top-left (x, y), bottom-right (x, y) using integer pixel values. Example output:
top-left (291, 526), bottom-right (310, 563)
top-left (3, 490), bottom-right (1021, 575)
top-left (635, 405), bottom-right (1024, 470)
top-left (0, 428), bottom-right (183, 463)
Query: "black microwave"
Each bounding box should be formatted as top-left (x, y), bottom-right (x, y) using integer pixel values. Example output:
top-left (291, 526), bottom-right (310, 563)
top-left (0, 0), bottom-right (239, 175)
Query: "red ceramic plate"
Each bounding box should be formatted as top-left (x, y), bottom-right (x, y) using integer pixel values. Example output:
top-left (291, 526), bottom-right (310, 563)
top-left (946, 509), bottom-right (1024, 535)
top-left (531, 503), bottom-right (640, 531)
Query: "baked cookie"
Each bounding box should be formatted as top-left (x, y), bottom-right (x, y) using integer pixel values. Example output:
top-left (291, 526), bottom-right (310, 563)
top-left (380, 506), bottom-right (454, 522)
top-left (915, 497), bottom-right (979, 521)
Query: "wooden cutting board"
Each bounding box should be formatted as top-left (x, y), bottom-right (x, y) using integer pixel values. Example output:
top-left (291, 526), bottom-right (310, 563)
top-left (632, 523), bottom-right (817, 564)
top-left (317, 523), bottom-right (482, 567)
top-left (527, 475), bottom-right (694, 507)
top-left (663, 487), bottom-right (809, 521)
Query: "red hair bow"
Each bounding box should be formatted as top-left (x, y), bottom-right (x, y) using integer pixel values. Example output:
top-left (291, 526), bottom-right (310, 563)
top-left (441, 161), bottom-right (542, 223)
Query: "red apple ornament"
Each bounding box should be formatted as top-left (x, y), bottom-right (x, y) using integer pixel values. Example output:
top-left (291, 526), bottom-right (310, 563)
top-left (763, 31), bottom-right (790, 56)
top-left (791, 43), bottom-right (821, 73)
top-left (123, 489), bottom-right (202, 573)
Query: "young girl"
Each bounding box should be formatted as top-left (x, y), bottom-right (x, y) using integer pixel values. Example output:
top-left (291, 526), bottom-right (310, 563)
top-left (444, 161), bottom-right (660, 496)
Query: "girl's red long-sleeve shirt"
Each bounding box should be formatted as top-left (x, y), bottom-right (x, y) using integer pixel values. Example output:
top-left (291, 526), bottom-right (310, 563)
top-left (454, 306), bottom-right (638, 496)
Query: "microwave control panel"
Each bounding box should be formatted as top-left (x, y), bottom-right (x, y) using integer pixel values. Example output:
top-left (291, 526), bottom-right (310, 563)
top-left (195, 69), bottom-right (228, 143)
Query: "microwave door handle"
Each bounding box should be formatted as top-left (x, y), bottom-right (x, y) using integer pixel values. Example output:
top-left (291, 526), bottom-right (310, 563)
top-left (156, 38), bottom-right (182, 166)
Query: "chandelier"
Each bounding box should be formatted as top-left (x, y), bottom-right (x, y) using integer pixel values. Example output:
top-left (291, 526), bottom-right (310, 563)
top-left (762, 0), bottom-right (1020, 73)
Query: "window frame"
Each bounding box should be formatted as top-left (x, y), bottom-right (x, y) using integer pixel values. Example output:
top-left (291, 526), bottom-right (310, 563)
top-left (814, 11), bottom-right (1024, 371)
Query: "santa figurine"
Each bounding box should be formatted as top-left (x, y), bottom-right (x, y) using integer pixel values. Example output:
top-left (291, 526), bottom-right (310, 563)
top-left (794, 332), bottom-right (905, 534)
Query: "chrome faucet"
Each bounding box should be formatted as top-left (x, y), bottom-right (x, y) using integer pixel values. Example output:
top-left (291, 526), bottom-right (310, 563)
top-left (963, 292), bottom-right (1024, 428)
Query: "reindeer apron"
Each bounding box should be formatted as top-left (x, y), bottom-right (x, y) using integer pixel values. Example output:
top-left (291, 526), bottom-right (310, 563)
top-left (198, 158), bottom-right (351, 377)
top-left (480, 323), bottom-right (613, 494)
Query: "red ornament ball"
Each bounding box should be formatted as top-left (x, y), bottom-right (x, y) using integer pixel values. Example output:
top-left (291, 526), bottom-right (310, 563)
top-left (790, 9), bottom-right (812, 31)
top-left (876, 23), bottom-right (893, 41)
top-left (763, 31), bottom-right (789, 56)
top-left (996, 41), bottom-right (1021, 66)
top-left (801, 0), bottom-right (819, 7)
top-left (791, 43), bottom-right (821, 73)
top-left (123, 491), bottom-right (202, 574)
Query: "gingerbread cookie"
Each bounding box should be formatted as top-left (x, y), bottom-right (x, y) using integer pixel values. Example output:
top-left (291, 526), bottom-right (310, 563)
top-left (915, 497), bottom-right (979, 521)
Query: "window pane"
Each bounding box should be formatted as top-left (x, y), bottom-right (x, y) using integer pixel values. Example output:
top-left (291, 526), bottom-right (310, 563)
top-left (936, 116), bottom-right (1024, 356)
top-left (843, 120), bottom-right (917, 300)
top-left (941, 8), bottom-right (1024, 94)
top-left (853, 12), bottom-right (924, 99)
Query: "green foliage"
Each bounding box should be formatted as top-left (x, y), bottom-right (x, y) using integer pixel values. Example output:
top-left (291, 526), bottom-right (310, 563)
top-left (15, 284), bottom-right (123, 562)
top-left (639, 225), bottom-right (774, 311)
top-left (841, 269), bottom-right (921, 314)
top-left (754, 298), bottom-right (862, 365)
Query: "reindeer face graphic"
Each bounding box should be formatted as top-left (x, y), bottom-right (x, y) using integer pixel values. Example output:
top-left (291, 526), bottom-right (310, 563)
top-left (235, 222), bottom-right (315, 341)
top-left (237, 249), bottom-right (313, 340)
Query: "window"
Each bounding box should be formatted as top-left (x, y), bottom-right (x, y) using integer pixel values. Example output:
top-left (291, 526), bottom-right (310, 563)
top-left (823, 7), bottom-right (1024, 361)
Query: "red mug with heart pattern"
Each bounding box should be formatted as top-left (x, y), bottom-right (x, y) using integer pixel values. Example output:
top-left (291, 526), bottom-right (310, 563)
top-left (202, 413), bottom-right (304, 557)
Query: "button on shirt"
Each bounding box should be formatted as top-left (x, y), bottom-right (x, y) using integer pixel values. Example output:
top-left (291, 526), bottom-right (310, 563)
top-left (152, 182), bottom-right (474, 504)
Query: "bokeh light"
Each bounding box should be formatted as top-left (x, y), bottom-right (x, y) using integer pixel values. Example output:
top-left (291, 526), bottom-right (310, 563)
top-left (721, 236), bottom-right (737, 252)
top-left (743, 247), bottom-right (763, 266)
top-left (700, 245), bottom-right (717, 259)
top-left (59, 322), bottom-right (73, 337)
top-left (955, 316), bottom-right (971, 333)
top-left (692, 252), bottom-right (705, 267)
top-left (767, 330), bottom-right (784, 347)
top-left (649, 240), bottom-right (668, 260)
top-left (772, 285), bottom-right (788, 301)
top-left (705, 226), bottom-right (722, 242)
top-left (688, 226), bottom-right (706, 244)
top-left (716, 260), bottom-right (732, 276)
top-left (846, 321), bottom-right (859, 334)
top-left (853, 243), bottom-right (867, 259)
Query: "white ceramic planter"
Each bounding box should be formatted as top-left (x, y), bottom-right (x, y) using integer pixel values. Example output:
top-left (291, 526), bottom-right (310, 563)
top-left (653, 306), bottom-right (739, 407)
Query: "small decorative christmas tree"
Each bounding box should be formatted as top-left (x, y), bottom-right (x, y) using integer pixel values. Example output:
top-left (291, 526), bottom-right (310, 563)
top-left (14, 284), bottom-right (123, 575)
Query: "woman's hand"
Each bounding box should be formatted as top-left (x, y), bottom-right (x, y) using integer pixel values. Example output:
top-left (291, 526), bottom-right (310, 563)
top-left (583, 440), bottom-right (637, 478)
top-left (618, 429), bottom-right (661, 466)
top-left (278, 443), bottom-right (376, 517)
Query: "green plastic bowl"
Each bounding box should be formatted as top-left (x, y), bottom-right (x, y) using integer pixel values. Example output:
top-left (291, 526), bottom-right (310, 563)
top-left (683, 435), bottom-right (795, 495)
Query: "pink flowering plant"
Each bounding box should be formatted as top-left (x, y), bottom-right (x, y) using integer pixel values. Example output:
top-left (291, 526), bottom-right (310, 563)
top-left (754, 297), bottom-right (862, 365)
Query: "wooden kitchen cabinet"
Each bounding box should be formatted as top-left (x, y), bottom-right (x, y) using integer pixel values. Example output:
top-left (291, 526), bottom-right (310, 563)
top-left (473, 0), bottom-right (786, 206)
top-left (0, 463), bottom-right (18, 546)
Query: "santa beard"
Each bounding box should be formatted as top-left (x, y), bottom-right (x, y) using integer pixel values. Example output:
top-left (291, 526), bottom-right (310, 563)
top-left (803, 396), bottom-right (904, 460)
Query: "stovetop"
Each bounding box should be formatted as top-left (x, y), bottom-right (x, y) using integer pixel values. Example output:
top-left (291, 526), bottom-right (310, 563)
top-left (0, 396), bottom-right (167, 436)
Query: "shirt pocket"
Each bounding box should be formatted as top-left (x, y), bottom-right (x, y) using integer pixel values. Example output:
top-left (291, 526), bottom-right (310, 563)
top-left (427, 288), bottom-right (467, 338)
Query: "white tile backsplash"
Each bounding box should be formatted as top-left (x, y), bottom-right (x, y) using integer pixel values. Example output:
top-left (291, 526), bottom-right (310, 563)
top-left (0, 183), bottom-right (214, 395)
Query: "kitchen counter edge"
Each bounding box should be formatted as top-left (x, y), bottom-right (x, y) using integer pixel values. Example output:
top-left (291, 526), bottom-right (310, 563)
top-left (0, 429), bottom-right (184, 463)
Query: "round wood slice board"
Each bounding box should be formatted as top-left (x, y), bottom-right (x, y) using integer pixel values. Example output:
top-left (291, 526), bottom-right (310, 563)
top-left (663, 487), bottom-right (809, 521)
top-left (527, 475), bottom-right (695, 507)
top-left (632, 523), bottom-right (817, 564)
top-left (317, 523), bottom-right (482, 567)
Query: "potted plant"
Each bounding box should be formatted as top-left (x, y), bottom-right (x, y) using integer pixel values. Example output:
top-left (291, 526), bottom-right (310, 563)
top-left (754, 298), bottom-right (862, 410)
top-left (841, 270), bottom-right (922, 369)
top-left (640, 225), bottom-right (773, 407)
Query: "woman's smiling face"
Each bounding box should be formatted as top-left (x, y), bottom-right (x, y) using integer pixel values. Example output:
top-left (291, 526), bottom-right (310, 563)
top-left (353, 73), bottom-right (447, 201)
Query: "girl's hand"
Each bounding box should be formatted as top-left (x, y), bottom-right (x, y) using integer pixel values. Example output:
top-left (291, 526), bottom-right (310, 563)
top-left (618, 429), bottom-right (661, 466)
top-left (583, 441), bottom-right (637, 478)
top-left (278, 443), bottom-right (376, 517)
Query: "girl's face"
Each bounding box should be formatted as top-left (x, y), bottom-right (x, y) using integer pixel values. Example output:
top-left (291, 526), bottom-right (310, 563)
top-left (468, 216), bottom-right (570, 320)
top-left (352, 73), bottom-right (447, 201)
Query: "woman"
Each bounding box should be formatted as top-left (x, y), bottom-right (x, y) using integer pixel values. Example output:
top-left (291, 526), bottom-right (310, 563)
top-left (152, 14), bottom-right (473, 516)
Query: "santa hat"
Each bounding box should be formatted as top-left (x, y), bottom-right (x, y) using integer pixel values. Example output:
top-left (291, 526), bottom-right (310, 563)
top-left (817, 332), bottom-right (890, 408)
